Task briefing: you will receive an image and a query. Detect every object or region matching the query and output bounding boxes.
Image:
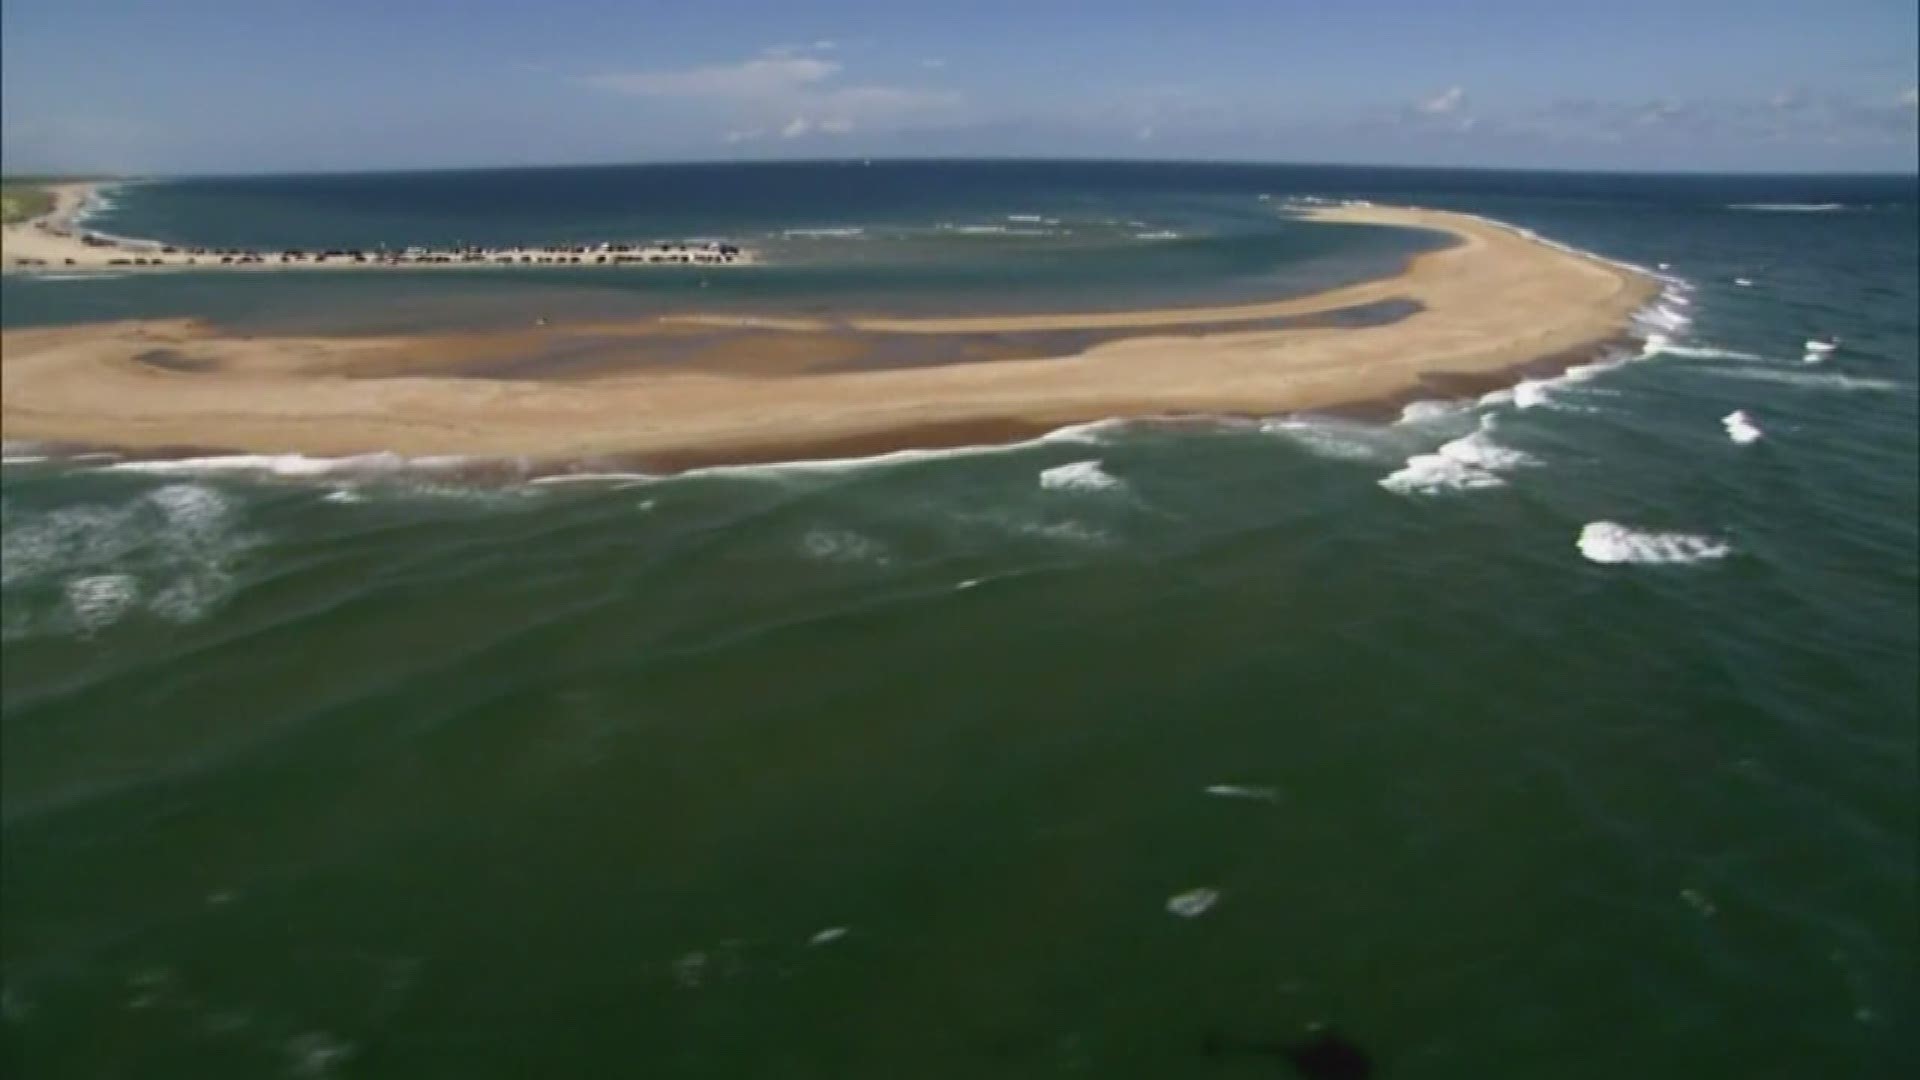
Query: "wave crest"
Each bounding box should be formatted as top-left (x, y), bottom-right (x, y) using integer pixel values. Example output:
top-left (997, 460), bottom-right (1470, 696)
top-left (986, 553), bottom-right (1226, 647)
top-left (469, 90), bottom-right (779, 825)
top-left (1578, 522), bottom-right (1731, 566)
top-left (1038, 459), bottom-right (1124, 492)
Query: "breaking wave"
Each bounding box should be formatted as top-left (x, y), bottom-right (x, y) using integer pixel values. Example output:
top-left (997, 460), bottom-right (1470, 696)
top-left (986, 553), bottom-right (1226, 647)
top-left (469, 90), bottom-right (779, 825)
top-left (1577, 522), bottom-right (1731, 566)
top-left (1379, 416), bottom-right (1538, 495)
top-left (1726, 203), bottom-right (1846, 213)
top-left (1038, 459), bottom-right (1124, 492)
top-left (1722, 410), bottom-right (1763, 444)
top-left (1262, 416), bottom-right (1404, 463)
top-left (1698, 368), bottom-right (1908, 393)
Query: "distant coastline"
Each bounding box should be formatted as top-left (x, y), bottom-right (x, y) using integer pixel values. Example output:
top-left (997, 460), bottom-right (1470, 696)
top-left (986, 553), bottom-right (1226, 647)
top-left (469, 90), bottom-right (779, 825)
top-left (0, 180), bottom-right (756, 273)
top-left (0, 204), bottom-right (1660, 468)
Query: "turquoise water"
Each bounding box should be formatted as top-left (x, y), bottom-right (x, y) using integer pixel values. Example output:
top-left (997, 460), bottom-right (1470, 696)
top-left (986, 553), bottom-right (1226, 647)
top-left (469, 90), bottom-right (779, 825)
top-left (2, 162), bottom-right (1451, 331)
top-left (2, 163), bottom-right (1916, 1077)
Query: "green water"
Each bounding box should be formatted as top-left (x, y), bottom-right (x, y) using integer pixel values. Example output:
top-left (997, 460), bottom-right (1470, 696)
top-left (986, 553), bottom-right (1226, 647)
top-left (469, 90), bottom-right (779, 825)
top-left (3, 164), bottom-right (1916, 1077)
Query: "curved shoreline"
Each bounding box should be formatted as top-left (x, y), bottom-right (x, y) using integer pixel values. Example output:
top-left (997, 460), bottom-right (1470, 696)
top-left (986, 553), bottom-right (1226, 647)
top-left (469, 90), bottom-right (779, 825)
top-left (0, 205), bottom-right (1660, 468)
top-left (1, 181), bottom-right (756, 272)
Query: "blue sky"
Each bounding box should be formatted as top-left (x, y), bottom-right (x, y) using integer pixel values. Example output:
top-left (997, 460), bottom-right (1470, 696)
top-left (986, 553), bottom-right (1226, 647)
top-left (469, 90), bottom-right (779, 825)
top-left (3, 0), bottom-right (1915, 174)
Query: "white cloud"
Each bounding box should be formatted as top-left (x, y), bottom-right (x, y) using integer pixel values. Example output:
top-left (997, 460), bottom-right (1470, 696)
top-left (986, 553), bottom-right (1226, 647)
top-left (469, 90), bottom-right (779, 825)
top-left (1417, 86), bottom-right (1466, 116)
top-left (586, 52), bottom-right (961, 140)
top-left (585, 57), bottom-right (839, 99)
top-left (1136, 125), bottom-right (1155, 141)
top-left (772, 114), bottom-right (854, 139)
top-left (765, 40), bottom-right (837, 59)
top-left (1901, 87), bottom-right (1918, 110)
top-left (723, 128), bottom-right (766, 144)
top-left (920, 58), bottom-right (947, 69)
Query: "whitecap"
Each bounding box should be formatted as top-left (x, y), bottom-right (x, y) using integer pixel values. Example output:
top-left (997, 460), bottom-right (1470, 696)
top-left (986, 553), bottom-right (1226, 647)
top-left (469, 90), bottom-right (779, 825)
top-left (1038, 459), bottom-right (1123, 492)
top-left (1638, 303), bottom-right (1693, 333)
top-left (1577, 522), bottom-right (1731, 566)
top-left (1727, 202), bottom-right (1845, 212)
top-left (527, 472), bottom-right (655, 486)
top-left (1166, 888), bottom-right (1220, 918)
top-left (1647, 342), bottom-right (1764, 361)
top-left (1379, 454), bottom-right (1508, 496)
top-left (665, 418), bottom-right (1129, 484)
top-left (1733, 278), bottom-right (1754, 287)
top-left (1704, 367), bottom-right (1905, 393)
top-left (1204, 784), bottom-right (1279, 802)
top-left (1512, 380), bottom-right (1555, 410)
top-left (1262, 416), bottom-right (1398, 463)
top-left (1722, 410), bottom-right (1763, 444)
top-left (807, 927), bottom-right (849, 946)
top-left (1025, 519), bottom-right (1110, 545)
top-left (780, 227), bottom-right (865, 239)
top-left (1379, 416), bottom-right (1536, 495)
top-left (1396, 399), bottom-right (1471, 424)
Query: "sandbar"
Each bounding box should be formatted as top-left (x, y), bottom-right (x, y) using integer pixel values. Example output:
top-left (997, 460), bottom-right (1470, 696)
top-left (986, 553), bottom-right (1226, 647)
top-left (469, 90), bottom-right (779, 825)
top-left (1, 205), bottom-right (1659, 468)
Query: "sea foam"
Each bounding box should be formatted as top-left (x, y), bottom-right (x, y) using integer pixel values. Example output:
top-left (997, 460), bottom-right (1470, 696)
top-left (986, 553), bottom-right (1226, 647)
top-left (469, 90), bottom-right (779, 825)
top-left (1379, 416), bottom-right (1537, 495)
top-left (799, 527), bottom-right (891, 566)
top-left (1722, 410), bottom-right (1763, 444)
top-left (1038, 459), bottom-right (1123, 492)
top-left (1726, 203), bottom-right (1846, 212)
top-left (1647, 342), bottom-right (1763, 362)
top-left (1699, 367), bottom-right (1906, 393)
top-left (1166, 888), bottom-right (1220, 918)
top-left (2, 482), bottom-right (256, 638)
top-left (108, 452), bottom-right (417, 478)
top-left (1577, 522), bottom-right (1731, 566)
top-left (1262, 416), bottom-right (1403, 463)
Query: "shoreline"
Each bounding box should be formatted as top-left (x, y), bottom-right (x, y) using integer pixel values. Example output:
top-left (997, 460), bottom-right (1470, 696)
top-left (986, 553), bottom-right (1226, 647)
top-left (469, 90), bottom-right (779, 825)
top-left (0, 333), bottom-right (1643, 479)
top-left (0, 181), bottom-right (756, 273)
top-left (1, 205), bottom-right (1662, 468)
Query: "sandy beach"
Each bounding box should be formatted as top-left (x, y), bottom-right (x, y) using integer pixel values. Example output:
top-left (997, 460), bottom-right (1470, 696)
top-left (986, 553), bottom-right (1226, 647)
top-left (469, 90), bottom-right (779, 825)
top-left (0, 181), bottom-right (753, 272)
top-left (1, 205), bottom-right (1658, 467)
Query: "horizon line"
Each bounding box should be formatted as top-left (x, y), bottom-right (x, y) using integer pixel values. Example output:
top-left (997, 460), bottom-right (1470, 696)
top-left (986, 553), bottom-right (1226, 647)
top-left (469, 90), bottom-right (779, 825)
top-left (6, 154), bottom-right (1917, 185)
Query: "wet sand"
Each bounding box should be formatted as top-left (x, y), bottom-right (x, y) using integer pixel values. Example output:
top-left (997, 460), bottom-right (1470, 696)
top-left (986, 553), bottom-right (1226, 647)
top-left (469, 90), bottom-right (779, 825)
top-left (0, 205), bottom-right (1660, 467)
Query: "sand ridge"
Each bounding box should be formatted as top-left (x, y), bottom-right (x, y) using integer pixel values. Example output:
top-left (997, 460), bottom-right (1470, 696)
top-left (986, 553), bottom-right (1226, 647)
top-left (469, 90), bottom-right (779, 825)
top-left (1, 205), bottom-right (1659, 466)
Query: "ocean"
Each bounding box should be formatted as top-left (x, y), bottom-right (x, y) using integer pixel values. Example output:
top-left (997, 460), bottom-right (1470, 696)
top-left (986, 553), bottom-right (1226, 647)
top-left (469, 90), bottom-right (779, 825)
top-left (2, 162), bottom-right (1916, 1078)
